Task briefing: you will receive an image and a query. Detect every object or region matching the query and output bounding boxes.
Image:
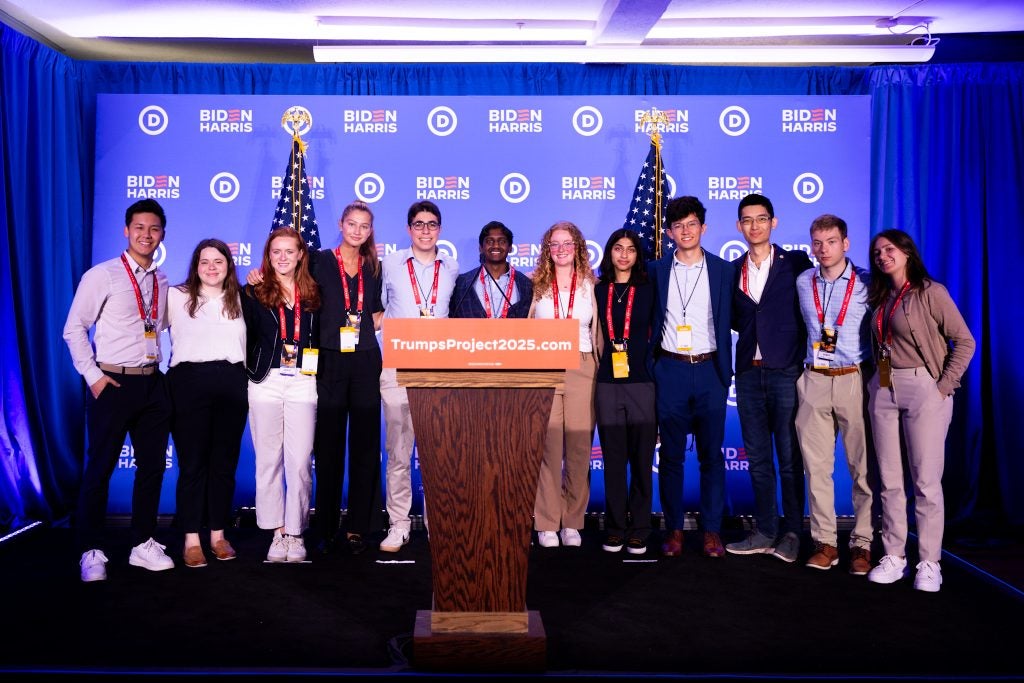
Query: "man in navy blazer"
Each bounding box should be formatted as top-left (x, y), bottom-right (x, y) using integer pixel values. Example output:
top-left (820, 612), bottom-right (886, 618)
top-left (726, 194), bottom-right (813, 564)
top-left (648, 196), bottom-right (734, 559)
top-left (449, 221), bottom-right (533, 319)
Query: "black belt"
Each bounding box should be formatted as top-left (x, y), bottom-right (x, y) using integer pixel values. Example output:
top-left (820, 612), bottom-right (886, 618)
top-left (661, 350), bottom-right (715, 364)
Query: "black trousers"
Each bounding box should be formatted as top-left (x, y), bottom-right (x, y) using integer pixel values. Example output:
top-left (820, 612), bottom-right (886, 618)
top-left (595, 381), bottom-right (657, 541)
top-left (313, 348), bottom-right (383, 539)
top-left (167, 361), bottom-right (248, 534)
top-left (78, 370), bottom-right (171, 551)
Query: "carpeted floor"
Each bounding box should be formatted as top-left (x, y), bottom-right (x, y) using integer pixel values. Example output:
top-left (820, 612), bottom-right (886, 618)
top-left (2, 521), bottom-right (1022, 680)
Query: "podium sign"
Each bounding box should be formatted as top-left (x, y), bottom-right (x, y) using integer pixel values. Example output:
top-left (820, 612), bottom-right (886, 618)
top-left (382, 318), bottom-right (578, 370)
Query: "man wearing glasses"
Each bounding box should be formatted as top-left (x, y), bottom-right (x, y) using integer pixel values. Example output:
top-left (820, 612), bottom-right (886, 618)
top-left (449, 220), bottom-right (533, 319)
top-left (649, 196), bottom-right (735, 559)
top-left (725, 194), bottom-right (812, 564)
top-left (378, 201), bottom-right (459, 552)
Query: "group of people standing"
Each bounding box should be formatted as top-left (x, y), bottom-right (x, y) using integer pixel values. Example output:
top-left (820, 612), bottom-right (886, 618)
top-left (64, 194), bottom-right (974, 594)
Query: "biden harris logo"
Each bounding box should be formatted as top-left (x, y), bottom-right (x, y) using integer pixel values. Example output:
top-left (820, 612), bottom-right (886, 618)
top-left (138, 106), bottom-right (169, 136)
top-left (344, 109), bottom-right (398, 133)
top-left (707, 176), bottom-right (764, 201)
top-left (416, 176), bottom-right (470, 201)
top-left (126, 175), bottom-right (180, 199)
top-left (198, 108), bottom-right (253, 133)
top-left (634, 108), bottom-right (689, 134)
top-left (488, 108), bottom-right (542, 133)
top-left (561, 176), bottom-right (616, 201)
top-left (782, 108), bottom-right (837, 133)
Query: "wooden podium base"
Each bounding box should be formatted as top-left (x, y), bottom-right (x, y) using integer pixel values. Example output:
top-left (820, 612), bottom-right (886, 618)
top-left (412, 610), bottom-right (547, 672)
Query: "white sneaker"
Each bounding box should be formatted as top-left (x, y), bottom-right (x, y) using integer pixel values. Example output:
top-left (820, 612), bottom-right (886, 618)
top-left (559, 528), bottom-right (582, 547)
top-left (914, 560), bottom-right (943, 592)
top-left (537, 531), bottom-right (559, 548)
top-left (379, 527), bottom-right (409, 552)
top-left (267, 531), bottom-right (288, 562)
top-left (80, 549), bottom-right (108, 582)
top-left (867, 554), bottom-right (908, 584)
top-left (286, 535), bottom-right (307, 562)
top-left (128, 538), bottom-right (174, 571)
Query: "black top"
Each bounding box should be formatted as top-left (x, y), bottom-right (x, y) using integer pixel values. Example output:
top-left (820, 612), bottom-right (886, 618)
top-left (311, 248), bottom-right (383, 352)
top-left (240, 285), bottom-right (319, 383)
top-left (594, 280), bottom-right (655, 384)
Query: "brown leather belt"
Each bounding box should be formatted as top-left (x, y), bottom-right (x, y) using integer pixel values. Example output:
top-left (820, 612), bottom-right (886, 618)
top-left (751, 359), bottom-right (764, 367)
top-left (661, 350), bottom-right (716, 364)
top-left (99, 362), bottom-right (158, 376)
top-left (805, 364), bottom-right (860, 377)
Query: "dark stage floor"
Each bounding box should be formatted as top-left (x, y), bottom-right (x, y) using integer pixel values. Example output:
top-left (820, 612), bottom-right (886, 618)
top-left (2, 521), bottom-right (1022, 680)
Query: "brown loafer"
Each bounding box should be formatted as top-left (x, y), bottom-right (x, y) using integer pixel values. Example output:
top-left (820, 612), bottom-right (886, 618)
top-left (661, 529), bottom-right (684, 557)
top-left (703, 531), bottom-right (725, 558)
top-left (212, 540), bottom-right (237, 561)
top-left (184, 545), bottom-right (207, 568)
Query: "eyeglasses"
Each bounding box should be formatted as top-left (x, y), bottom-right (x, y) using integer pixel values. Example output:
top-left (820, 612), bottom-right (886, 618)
top-left (411, 220), bottom-right (440, 232)
top-left (670, 220), bottom-right (702, 231)
top-left (739, 215), bottom-right (772, 228)
top-left (548, 241), bottom-right (576, 252)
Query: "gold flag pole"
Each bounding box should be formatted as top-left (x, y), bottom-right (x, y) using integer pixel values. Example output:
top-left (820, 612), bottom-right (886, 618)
top-left (638, 108), bottom-right (670, 260)
top-left (281, 107), bottom-right (313, 233)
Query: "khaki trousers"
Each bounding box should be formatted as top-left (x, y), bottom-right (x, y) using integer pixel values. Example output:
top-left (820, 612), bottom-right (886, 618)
top-left (868, 367), bottom-right (953, 563)
top-left (380, 367), bottom-right (415, 531)
top-left (534, 353), bottom-right (597, 532)
top-left (795, 368), bottom-right (873, 549)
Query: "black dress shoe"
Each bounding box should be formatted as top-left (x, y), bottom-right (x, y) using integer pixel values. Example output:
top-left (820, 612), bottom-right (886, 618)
top-left (347, 534), bottom-right (367, 555)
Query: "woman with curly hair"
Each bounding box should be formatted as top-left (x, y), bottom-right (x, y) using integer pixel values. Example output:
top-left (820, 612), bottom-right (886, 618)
top-left (529, 221), bottom-right (598, 548)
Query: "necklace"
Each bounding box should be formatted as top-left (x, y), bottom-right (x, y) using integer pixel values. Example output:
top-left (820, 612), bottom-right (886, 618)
top-left (613, 283), bottom-right (629, 303)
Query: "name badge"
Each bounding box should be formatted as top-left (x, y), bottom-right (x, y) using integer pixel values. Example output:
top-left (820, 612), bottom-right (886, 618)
top-left (419, 308), bottom-right (434, 319)
top-left (339, 326), bottom-right (357, 352)
top-left (301, 348), bottom-right (319, 375)
top-left (280, 343), bottom-right (298, 376)
top-left (143, 330), bottom-right (158, 362)
top-left (877, 355), bottom-right (892, 388)
top-left (611, 350), bottom-right (630, 379)
top-left (812, 341), bottom-right (830, 369)
top-left (675, 324), bottom-right (693, 352)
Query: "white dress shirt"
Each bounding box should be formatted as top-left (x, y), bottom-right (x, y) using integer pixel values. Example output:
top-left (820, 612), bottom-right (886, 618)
top-left (661, 252), bottom-right (715, 355)
top-left (166, 287), bottom-right (246, 366)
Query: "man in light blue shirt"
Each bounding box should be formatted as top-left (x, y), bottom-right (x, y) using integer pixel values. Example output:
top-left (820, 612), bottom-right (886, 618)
top-left (378, 200), bottom-right (459, 552)
top-left (794, 214), bottom-right (875, 575)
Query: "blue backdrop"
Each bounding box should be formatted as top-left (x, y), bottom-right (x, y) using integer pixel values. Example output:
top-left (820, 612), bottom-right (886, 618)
top-left (2, 21), bottom-right (1019, 530)
top-left (91, 94), bottom-right (869, 517)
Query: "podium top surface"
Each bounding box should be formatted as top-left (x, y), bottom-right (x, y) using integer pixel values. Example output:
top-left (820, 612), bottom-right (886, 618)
top-left (396, 370), bottom-right (565, 389)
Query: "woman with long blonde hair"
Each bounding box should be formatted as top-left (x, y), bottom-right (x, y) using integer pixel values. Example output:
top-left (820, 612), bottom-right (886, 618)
top-left (529, 220), bottom-right (598, 548)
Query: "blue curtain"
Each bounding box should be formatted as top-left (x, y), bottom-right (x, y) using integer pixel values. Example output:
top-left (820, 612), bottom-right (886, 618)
top-left (3, 20), bottom-right (1021, 527)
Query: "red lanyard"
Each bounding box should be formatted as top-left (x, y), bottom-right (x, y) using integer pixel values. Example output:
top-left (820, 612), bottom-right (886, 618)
top-left (278, 285), bottom-right (301, 344)
top-left (606, 283), bottom-right (635, 342)
top-left (335, 248), bottom-right (363, 318)
top-left (120, 254), bottom-right (158, 330)
top-left (875, 281), bottom-right (911, 345)
top-left (480, 266), bottom-right (516, 319)
top-left (812, 263), bottom-right (857, 331)
top-left (552, 270), bottom-right (577, 319)
top-left (740, 247), bottom-right (771, 298)
top-left (407, 258), bottom-right (441, 315)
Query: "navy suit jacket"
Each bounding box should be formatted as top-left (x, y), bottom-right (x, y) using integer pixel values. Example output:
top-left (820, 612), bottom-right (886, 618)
top-left (449, 265), bottom-right (534, 319)
top-left (731, 244), bottom-right (813, 373)
top-left (649, 249), bottom-right (735, 389)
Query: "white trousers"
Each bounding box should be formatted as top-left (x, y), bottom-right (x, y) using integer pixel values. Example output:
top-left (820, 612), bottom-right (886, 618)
top-left (248, 370), bottom-right (317, 536)
top-left (380, 367), bottom-right (415, 531)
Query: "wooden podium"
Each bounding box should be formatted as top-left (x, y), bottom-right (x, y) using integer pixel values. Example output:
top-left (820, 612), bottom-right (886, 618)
top-left (385, 318), bottom-right (576, 672)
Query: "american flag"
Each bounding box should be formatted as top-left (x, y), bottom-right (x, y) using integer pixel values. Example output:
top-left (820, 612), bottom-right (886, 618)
top-left (622, 140), bottom-right (673, 262)
top-left (272, 137), bottom-right (320, 250)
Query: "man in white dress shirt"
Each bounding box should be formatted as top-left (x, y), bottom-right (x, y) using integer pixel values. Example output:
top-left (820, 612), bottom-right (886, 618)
top-left (63, 199), bottom-right (175, 581)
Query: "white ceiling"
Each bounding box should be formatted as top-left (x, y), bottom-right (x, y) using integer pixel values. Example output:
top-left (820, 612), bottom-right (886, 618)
top-left (2, 0), bottom-right (1022, 64)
